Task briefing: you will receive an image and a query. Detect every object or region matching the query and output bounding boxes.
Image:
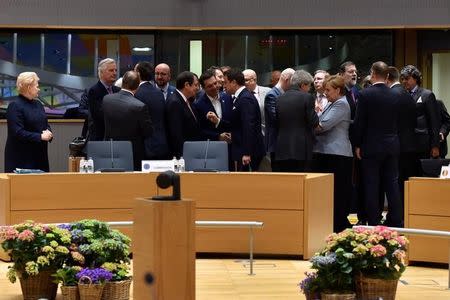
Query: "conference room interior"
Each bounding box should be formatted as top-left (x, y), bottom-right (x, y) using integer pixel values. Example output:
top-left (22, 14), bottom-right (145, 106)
top-left (1, 2), bottom-right (450, 298)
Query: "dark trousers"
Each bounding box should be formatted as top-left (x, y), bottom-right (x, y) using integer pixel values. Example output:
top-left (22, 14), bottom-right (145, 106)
top-left (361, 153), bottom-right (402, 227)
top-left (270, 152), bottom-right (281, 172)
top-left (349, 157), bottom-right (367, 223)
top-left (233, 155), bottom-right (263, 172)
top-left (277, 159), bottom-right (307, 172)
top-left (313, 153), bottom-right (353, 233)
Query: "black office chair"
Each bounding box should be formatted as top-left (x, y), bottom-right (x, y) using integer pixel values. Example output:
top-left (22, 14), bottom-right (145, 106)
top-left (182, 141), bottom-right (229, 172)
top-left (420, 158), bottom-right (450, 177)
top-left (86, 140), bottom-right (134, 172)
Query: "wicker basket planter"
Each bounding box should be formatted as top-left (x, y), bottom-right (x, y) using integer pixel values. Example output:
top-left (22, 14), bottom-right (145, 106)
top-left (321, 292), bottom-right (356, 300)
top-left (101, 279), bottom-right (132, 300)
top-left (61, 285), bottom-right (80, 300)
top-left (78, 276), bottom-right (104, 300)
top-left (19, 270), bottom-right (58, 300)
top-left (355, 273), bottom-right (398, 300)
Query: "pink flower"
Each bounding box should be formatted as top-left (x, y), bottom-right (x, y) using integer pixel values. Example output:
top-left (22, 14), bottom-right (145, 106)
top-left (370, 244), bottom-right (387, 257)
top-left (353, 226), bottom-right (367, 234)
top-left (0, 227), bottom-right (19, 241)
top-left (18, 230), bottom-right (35, 242)
top-left (393, 249), bottom-right (406, 261)
top-left (396, 236), bottom-right (408, 247)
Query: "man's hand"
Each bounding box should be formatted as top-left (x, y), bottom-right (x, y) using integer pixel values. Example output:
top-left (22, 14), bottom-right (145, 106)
top-left (440, 132), bottom-right (445, 142)
top-left (355, 147), bottom-right (362, 160)
top-left (41, 129), bottom-right (53, 141)
top-left (242, 155), bottom-right (251, 165)
top-left (219, 132), bottom-right (232, 143)
top-left (206, 111), bottom-right (220, 125)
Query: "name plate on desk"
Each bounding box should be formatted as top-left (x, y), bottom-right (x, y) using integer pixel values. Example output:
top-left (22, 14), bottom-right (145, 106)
top-left (141, 160), bottom-right (175, 172)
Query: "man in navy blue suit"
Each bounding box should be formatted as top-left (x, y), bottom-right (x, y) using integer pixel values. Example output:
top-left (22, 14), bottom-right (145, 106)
top-left (87, 58), bottom-right (120, 140)
top-left (194, 69), bottom-right (232, 143)
top-left (155, 63), bottom-right (176, 100)
top-left (166, 71), bottom-right (202, 158)
top-left (134, 61), bottom-right (170, 160)
top-left (354, 61), bottom-right (402, 227)
top-left (223, 68), bottom-right (264, 171)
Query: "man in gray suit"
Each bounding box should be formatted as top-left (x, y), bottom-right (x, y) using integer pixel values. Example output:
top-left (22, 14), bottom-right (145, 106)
top-left (264, 68), bottom-right (295, 171)
top-left (275, 70), bottom-right (318, 172)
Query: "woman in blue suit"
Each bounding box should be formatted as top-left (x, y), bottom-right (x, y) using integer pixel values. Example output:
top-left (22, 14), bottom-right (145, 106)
top-left (313, 74), bottom-right (353, 233)
top-left (5, 72), bottom-right (53, 172)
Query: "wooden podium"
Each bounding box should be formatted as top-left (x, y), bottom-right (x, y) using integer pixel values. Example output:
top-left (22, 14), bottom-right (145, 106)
top-left (133, 198), bottom-right (195, 300)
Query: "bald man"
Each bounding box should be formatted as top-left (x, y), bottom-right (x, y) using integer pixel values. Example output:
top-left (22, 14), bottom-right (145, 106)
top-left (155, 63), bottom-right (176, 100)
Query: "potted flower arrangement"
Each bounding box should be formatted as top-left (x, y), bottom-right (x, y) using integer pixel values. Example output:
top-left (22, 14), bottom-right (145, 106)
top-left (76, 267), bottom-right (113, 300)
top-left (323, 226), bottom-right (408, 300)
top-left (300, 249), bottom-right (356, 300)
top-left (0, 220), bottom-right (71, 300)
top-left (53, 266), bottom-right (82, 300)
top-left (300, 226), bottom-right (408, 300)
top-left (58, 220), bottom-right (132, 300)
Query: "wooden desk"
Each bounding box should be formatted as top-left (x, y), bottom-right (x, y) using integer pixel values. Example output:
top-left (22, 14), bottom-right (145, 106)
top-left (405, 177), bottom-right (450, 263)
top-left (0, 172), bottom-right (333, 258)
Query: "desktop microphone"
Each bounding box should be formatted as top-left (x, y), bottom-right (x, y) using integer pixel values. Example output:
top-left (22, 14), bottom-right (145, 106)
top-left (99, 138), bottom-right (125, 172)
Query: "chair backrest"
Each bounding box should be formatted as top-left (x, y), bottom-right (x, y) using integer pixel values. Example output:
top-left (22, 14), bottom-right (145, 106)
top-left (86, 140), bottom-right (134, 172)
top-left (420, 158), bottom-right (450, 177)
top-left (183, 141), bottom-right (229, 171)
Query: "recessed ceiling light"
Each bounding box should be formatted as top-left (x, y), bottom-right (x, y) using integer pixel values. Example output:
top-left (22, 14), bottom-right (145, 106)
top-left (132, 47), bottom-right (152, 52)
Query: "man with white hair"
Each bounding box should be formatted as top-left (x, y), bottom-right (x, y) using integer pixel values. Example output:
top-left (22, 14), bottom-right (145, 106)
top-left (313, 69), bottom-right (330, 116)
top-left (275, 70), bottom-right (318, 172)
top-left (87, 58), bottom-right (120, 141)
top-left (264, 68), bottom-right (295, 171)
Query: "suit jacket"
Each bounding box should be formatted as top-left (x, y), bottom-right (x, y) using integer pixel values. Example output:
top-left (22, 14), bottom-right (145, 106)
top-left (275, 87), bottom-right (319, 161)
top-left (5, 95), bottom-right (51, 172)
top-left (87, 81), bottom-right (120, 141)
top-left (391, 83), bottom-right (417, 153)
top-left (254, 85), bottom-right (271, 136)
top-left (158, 84), bottom-right (176, 100)
top-left (353, 83), bottom-right (400, 157)
top-left (264, 86), bottom-right (282, 153)
top-left (437, 99), bottom-right (450, 157)
top-left (103, 90), bottom-right (153, 170)
top-left (135, 82), bottom-right (170, 159)
top-left (412, 86), bottom-right (440, 153)
top-left (166, 90), bottom-right (203, 158)
top-left (193, 92), bottom-right (232, 140)
top-left (231, 88), bottom-right (265, 163)
top-left (313, 96), bottom-right (352, 157)
top-left (345, 86), bottom-right (358, 145)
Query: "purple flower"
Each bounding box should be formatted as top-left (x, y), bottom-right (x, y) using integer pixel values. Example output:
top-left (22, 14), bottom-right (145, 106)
top-left (76, 268), bottom-right (113, 284)
top-left (58, 223), bottom-right (72, 231)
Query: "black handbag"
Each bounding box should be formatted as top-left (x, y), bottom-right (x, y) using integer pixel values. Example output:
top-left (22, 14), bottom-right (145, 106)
top-left (420, 158), bottom-right (450, 177)
top-left (69, 136), bottom-right (87, 157)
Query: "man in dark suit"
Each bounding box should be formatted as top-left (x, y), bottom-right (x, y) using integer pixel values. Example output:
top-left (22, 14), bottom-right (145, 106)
top-left (339, 61), bottom-right (359, 121)
top-left (87, 58), bottom-right (120, 141)
top-left (103, 71), bottom-right (153, 171)
top-left (400, 65), bottom-right (440, 162)
top-left (274, 70), bottom-right (318, 172)
top-left (437, 100), bottom-right (450, 158)
top-left (354, 61), bottom-right (402, 227)
top-left (223, 68), bottom-right (264, 171)
top-left (193, 68), bottom-right (232, 142)
top-left (264, 68), bottom-right (295, 171)
top-left (134, 61), bottom-right (170, 160)
top-left (166, 71), bottom-right (203, 158)
top-left (386, 66), bottom-right (417, 213)
top-left (155, 63), bottom-right (176, 100)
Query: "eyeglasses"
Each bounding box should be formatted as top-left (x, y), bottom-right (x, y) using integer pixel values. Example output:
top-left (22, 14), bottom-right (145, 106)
top-left (245, 78), bottom-right (255, 82)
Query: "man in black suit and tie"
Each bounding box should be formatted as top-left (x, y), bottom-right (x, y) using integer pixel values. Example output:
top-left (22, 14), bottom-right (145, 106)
top-left (155, 63), bottom-right (176, 100)
top-left (103, 71), bottom-right (153, 171)
top-left (223, 68), bottom-right (264, 171)
top-left (87, 58), bottom-right (120, 141)
top-left (354, 61), bottom-right (402, 227)
top-left (134, 61), bottom-right (170, 160)
top-left (193, 68), bottom-right (232, 142)
top-left (166, 71), bottom-right (203, 158)
top-left (400, 65), bottom-right (440, 161)
top-left (275, 70), bottom-right (318, 172)
top-left (386, 66), bottom-right (417, 213)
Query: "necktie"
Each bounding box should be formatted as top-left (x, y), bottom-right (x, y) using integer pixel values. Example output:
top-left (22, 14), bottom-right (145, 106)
top-left (186, 101), bottom-right (197, 122)
top-left (351, 90), bottom-right (356, 104)
top-left (232, 96), bottom-right (236, 103)
top-left (107, 86), bottom-right (113, 94)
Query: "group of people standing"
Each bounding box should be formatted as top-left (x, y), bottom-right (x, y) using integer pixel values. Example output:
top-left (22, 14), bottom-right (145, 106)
top-left (4, 57), bottom-right (448, 234)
